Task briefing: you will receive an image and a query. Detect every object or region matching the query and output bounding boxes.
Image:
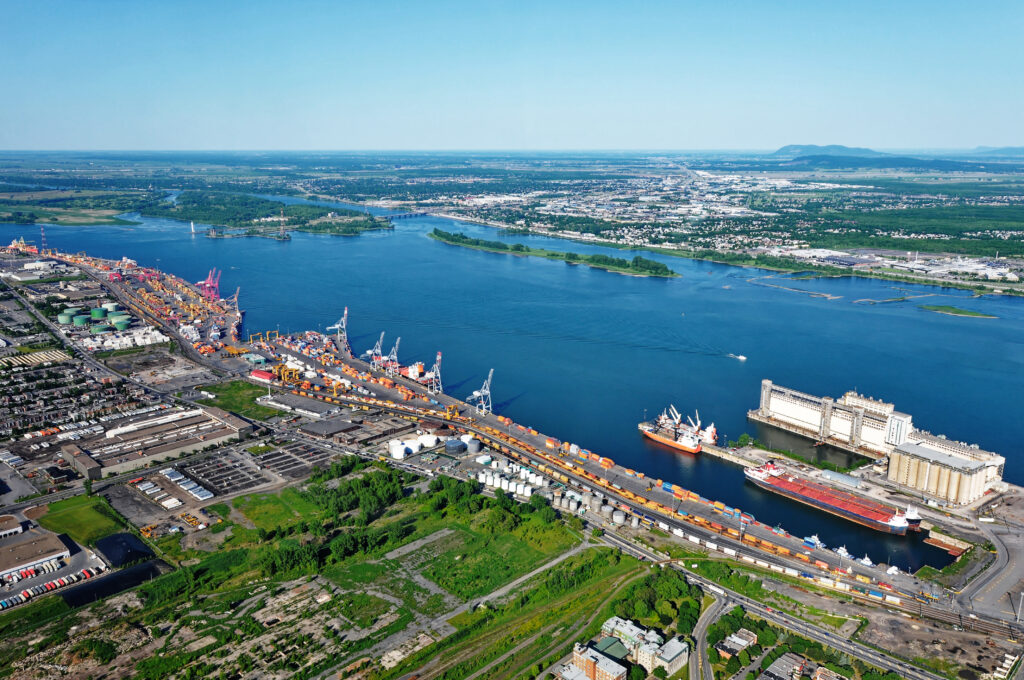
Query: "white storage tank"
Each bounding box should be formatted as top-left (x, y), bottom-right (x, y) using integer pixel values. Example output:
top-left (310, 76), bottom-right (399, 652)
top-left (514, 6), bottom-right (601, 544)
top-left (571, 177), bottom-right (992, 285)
top-left (467, 439), bottom-right (483, 454)
top-left (500, 478), bottom-right (510, 491)
top-left (405, 440), bottom-right (423, 454)
top-left (418, 434), bottom-right (439, 448)
top-left (524, 486), bottom-right (533, 497)
top-left (460, 434), bottom-right (475, 444)
top-left (519, 469), bottom-right (528, 480)
top-left (388, 440), bottom-right (407, 457)
top-left (491, 461), bottom-right (499, 469)
top-left (477, 471), bottom-right (487, 483)
top-left (600, 504), bottom-right (613, 517)
top-left (516, 483), bottom-right (525, 496)
top-left (631, 516), bottom-right (640, 528)
top-left (612, 510), bottom-right (626, 524)
top-left (569, 499), bottom-right (579, 512)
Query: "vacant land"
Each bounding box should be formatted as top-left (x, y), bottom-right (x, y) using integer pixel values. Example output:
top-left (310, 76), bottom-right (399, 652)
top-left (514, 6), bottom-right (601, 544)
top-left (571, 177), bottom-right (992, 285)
top-left (37, 495), bottom-right (123, 545)
top-left (234, 487), bottom-right (321, 531)
top-left (197, 380), bottom-right (282, 420)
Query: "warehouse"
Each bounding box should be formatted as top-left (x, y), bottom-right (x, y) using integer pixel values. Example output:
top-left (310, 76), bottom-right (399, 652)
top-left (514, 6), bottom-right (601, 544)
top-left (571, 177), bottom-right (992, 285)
top-left (0, 531), bottom-right (71, 580)
top-left (258, 393), bottom-right (341, 419)
top-left (0, 516), bottom-right (23, 540)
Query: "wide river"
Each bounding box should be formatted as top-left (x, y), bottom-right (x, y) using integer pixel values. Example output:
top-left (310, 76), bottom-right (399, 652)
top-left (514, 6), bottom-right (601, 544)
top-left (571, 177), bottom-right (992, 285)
top-left (5, 197), bottom-right (1022, 570)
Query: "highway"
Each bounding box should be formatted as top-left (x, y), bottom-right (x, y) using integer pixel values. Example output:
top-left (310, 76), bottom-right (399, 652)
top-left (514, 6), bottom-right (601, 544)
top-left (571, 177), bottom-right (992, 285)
top-left (691, 593), bottom-right (726, 680)
top-left (600, 531), bottom-right (947, 680)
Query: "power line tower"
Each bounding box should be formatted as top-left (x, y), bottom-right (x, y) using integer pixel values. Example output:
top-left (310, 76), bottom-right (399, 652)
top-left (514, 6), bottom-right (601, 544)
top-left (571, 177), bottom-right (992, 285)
top-left (468, 368), bottom-right (493, 416)
top-left (365, 332), bottom-right (385, 369)
top-left (426, 352), bottom-right (443, 394)
top-left (384, 337), bottom-right (401, 377)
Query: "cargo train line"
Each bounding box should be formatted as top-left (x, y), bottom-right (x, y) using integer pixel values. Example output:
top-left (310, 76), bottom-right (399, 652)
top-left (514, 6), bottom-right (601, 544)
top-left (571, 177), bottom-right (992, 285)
top-left (255, 349), bottom-right (1022, 641)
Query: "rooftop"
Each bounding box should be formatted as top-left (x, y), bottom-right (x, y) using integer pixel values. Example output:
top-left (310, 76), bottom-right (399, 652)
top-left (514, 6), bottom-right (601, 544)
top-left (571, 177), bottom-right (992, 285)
top-left (896, 441), bottom-right (987, 472)
top-left (0, 530), bottom-right (70, 574)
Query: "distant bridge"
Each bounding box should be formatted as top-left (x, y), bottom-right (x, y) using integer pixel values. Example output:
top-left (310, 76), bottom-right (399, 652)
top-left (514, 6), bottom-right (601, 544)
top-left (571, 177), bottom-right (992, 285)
top-left (384, 212), bottom-right (429, 220)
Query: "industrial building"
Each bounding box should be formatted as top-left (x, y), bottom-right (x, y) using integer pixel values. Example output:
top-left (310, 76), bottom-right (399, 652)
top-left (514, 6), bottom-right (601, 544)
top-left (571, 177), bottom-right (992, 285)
top-left (759, 653), bottom-right (806, 680)
top-left (750, 380), bottom-right (913, 458)
top-left (0, 531), bottom-right (71, 580)
top-left (750, 380), bottom-right (1005, 503)
top-left (0, 516), bottom-right (23, 540)
top-left (60, 405), bottom-right (251, 476)
top-left (257, 392), bottom-right (342, 419)
top-left (888, 436), bottom-right (1004, 505)
top-left (564, 643), bottom-right (626, 680)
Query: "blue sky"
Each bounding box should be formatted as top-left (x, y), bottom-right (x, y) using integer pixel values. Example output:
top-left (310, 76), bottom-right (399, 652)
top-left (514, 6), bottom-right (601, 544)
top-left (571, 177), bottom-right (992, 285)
top-left (1, 1), bottom-right (1021, 150)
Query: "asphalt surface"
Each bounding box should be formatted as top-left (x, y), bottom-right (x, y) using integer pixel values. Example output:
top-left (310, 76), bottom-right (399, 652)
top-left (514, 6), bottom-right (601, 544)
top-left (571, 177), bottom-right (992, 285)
top-left (691, 593), bottom-right (727, 680)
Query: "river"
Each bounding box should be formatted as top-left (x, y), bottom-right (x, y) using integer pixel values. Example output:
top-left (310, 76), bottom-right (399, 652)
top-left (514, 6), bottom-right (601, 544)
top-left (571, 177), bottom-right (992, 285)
top-left (4, 199), bottom-right (1022, 570)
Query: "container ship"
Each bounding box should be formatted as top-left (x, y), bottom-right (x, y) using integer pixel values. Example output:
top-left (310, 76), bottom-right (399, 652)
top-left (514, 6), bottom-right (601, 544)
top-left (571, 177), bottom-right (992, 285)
top-left (638, 405), bottom-right (717, 455)
top-left (745, 462), bottom-right (921, 535)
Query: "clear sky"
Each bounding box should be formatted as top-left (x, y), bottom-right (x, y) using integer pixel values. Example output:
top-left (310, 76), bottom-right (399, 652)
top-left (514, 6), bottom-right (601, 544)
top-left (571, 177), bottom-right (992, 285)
top-left (1, 1), bottom-right (1021, 151)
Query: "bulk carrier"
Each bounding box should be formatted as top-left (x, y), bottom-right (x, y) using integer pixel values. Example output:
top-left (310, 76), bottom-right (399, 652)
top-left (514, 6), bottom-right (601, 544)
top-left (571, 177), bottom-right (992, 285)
top-left (638, 405), bottom-right (717, 454)
top-left (745, 462), bottom-right (921, 535)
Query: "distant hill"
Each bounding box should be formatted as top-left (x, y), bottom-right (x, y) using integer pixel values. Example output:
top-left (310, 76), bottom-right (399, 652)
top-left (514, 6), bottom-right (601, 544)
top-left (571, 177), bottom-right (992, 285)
top-left (968, 146), bottom-right (1024, 158)
top-left (772, 144), bottom-right (888, 158)
top-left (779, 154), bottom-right (1022, 172)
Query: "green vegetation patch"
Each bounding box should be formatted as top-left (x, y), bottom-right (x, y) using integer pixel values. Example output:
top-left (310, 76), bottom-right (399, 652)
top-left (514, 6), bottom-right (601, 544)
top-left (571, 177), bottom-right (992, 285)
top-left (919, 304), bottom-right (997, 318)
top-left (37, 495), bottom-right (123, 545)
top-left (430, 228), bottom-right (677, 277)
top-left (196, 380), bottom-right (282, 420)
top-left (234, 487), bottom-right (320, 531)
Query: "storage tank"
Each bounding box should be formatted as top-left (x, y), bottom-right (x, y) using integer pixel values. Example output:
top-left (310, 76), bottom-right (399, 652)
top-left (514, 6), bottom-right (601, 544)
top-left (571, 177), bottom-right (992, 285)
top-left (90, 308), bottom-right (107, 320)
top-left (582, 492), bottom-right (594, 509)
top-left (631, 516), bottom-right (640, 528)
top-left (477, 471), bottom-right (487, 483)
top-left (108, 313), bottom-right (131, 324)
top-left (600, 504), bottom-right (613, 518)
top-left (459, 434), bottom-right (475, 444)
top-left (445, 439), bottom-right (467, 455)
top-left (500, 479), bottom-right (510, 491)
top-left (62, 307), bottom-right (82, 316)
top-left (90, 324), bottom-right (112, 334)
top-left (516, 483), bottom-right (525, 496)
top-left (387, 440), bottom-right (407, 457)
top-left (524, 486), bottom-right (533, 497)
top-left (102, 302), bottom-right (120, 312)
top-left (72, 315), bottom-right (90, 327)
top-left (612, 510), bottom-right (626, 524)
top-left (474, 455), bottom-right (492, 465)
top-left (113, 320), bottom-right (131, 331)
top-left (568, 499), bottom-right (579, 512)
top-left (391, 449), bottom-right (406, 460)
top-left (418, 434), bottom-right (439, 448)
top-left (404, 440), bottom-right (422, 454)
top-left (466, 439), bottom-right (483, 454)
top-left (56, 313), bottom-right (73, 325)
top-left (519, 469), bottom-right (528, 480)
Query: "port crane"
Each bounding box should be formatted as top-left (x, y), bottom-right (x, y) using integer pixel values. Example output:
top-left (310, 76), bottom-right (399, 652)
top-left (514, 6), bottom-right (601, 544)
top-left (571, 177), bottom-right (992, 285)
top-left (425, 352), bottom-right (443, 394)
top-left (326, 307), bottom-right (353, 357)
top-left (384, 337), bottom-right (401, 377)
top-left (198, 268), bottom-right (221, 302)
top-left (468, 368), bottom-right (493, 416)
top-left (365, 332), bottom-right (385, 369)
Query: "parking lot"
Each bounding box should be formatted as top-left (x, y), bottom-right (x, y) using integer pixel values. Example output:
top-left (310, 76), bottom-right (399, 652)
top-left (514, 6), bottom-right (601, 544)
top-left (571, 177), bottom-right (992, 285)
top-left (180, 452), bottom-right (267, 495)
top-left (252, 442), bottom-right (334, 479)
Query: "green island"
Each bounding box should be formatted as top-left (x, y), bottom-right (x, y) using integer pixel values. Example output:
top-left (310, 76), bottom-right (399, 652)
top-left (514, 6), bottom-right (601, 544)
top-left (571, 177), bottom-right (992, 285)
top-left (429, 228), bottom-right (678, 277)
top-left (918, 304), bottom-right (997, 318)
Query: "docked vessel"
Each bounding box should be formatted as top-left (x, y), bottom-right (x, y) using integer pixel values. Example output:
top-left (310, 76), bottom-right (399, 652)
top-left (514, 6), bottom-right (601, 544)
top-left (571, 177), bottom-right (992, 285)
top-left (638, 405), bottom-right (717, 455)
top-left (746, 462), bottom-right (920, 535)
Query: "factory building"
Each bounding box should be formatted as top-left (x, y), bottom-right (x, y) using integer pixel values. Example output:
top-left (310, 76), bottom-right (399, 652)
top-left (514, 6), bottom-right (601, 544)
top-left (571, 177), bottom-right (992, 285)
top-left (0, 516), bottom-right (23, 540)
top-left (750, 380), bottom-right (912, 458)
top-left (888, 436), bottom-right (1004, 505)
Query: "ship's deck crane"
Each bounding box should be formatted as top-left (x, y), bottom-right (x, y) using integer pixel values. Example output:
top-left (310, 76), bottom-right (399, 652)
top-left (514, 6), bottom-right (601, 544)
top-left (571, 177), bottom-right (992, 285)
top-left (468, 368), bottom-right (494, 416)
top-left (425, 351), bottom-right (443, 394)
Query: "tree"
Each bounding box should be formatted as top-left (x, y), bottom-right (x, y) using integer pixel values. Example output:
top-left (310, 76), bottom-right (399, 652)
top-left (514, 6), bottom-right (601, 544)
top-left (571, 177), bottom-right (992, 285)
top-left (592, 527), bottom-right (604, 537)
top-left (83, 478), bottom-right (92, 496)
top-left (726, 656), bottom-right (741, 674)
top-left (653, 668), bottom-right (668, 679)
top-left (628, 665), bottom-right (647, 680)
top-left (738, 649), bottom-right (750, 666)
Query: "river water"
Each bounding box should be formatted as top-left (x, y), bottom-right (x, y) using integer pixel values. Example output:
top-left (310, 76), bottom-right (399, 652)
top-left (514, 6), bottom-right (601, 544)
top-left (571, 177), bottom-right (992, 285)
top-left (5, 198), bottom-right (1022, 570)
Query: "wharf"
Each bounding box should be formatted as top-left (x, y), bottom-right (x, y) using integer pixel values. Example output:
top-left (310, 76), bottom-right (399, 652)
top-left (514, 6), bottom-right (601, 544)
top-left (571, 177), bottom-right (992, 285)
top-left (701, 443), bottom-right (758, 468)
top-left (747, 410), bottom-right (884, 460)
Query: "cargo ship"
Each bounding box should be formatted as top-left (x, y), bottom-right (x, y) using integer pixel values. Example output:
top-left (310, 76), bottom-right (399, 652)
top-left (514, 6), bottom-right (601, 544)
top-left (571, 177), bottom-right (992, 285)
top-left (745, 462), bottom-right (921, 535)
top-left (638, 405), bottom-right (717, 455)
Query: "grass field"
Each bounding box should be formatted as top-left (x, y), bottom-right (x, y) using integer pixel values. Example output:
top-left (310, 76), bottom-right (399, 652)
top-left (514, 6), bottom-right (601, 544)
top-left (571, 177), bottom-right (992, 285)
top-left (233, 487), bottom-right (320, 530)
top-left (196, 380), bottom-right (283, 420)
top-left (37, 496), bottom-right (123, 545)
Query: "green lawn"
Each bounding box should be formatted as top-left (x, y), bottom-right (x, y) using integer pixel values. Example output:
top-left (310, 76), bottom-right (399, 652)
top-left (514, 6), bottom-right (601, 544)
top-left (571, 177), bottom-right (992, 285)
top-left (196, 380), bottom-right (283, 421)
top-left (338, 592), bottom-right (394, 628)
top-left (37, 495), bottom-right (123, 545)
top-left (233, 487), bottom-right (321, 530)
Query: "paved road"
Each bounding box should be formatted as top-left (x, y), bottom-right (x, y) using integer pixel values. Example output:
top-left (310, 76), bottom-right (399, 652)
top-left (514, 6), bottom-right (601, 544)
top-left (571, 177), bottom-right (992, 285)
top-left (691, 594), bottom-right (727, 680)
top-left (601, 531), bottom-right (946, 680)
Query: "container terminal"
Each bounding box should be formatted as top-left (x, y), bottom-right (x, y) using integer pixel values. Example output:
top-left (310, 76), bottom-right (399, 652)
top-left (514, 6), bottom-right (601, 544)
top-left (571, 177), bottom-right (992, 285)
top-left (16, 243), bottom-right (1023, 640)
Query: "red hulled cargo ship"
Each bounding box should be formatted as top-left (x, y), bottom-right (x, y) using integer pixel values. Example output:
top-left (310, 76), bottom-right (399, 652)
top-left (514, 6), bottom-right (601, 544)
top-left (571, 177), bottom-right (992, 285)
top-left (745, 462), bottom-right (921, 535)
